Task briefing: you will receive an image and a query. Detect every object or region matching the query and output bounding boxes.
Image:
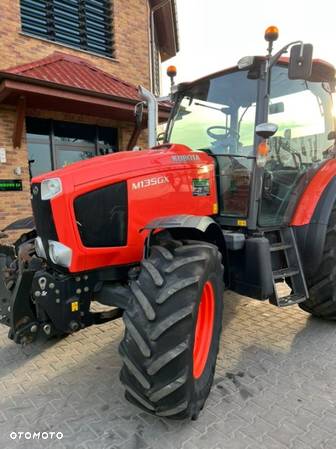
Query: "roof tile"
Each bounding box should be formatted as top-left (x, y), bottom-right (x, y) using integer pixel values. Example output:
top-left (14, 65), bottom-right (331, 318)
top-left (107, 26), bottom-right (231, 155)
top-left (3, 52), bottom-right (140, 101)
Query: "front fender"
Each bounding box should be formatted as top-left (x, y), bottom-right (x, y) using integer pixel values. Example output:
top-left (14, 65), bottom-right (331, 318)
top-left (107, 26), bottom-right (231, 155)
top-left (144, 214), bottom-right (226, 260)
top-left (143, 214), bottom-right (217, 233)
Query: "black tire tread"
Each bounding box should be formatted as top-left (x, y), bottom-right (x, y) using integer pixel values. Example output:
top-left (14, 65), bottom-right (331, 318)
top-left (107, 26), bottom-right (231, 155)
top-left (119, 239), bottom-right (224, 419)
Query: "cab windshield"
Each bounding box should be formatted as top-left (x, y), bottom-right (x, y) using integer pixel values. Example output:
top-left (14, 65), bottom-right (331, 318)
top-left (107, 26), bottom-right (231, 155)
top-left (167, 70), bottom-right (258, 156)
top-left (167, 70), bottom-right (258, 218)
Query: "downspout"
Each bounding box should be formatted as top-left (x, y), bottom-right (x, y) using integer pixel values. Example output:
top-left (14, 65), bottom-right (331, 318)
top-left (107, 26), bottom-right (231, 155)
top-left (145, 1), bottom-right (173, 148)
top-left (139, 85), bottom-right (158, 148)
top-left (149, 0), bottom-right (172, 93)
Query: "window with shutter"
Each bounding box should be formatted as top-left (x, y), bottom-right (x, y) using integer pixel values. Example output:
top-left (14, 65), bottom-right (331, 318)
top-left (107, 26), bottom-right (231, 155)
top-left (20, 0), bottom-right (114, 58)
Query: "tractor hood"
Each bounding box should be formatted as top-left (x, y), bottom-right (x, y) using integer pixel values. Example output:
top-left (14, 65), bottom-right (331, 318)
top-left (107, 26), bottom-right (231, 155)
top-left (32, 144), bottom-right (212, 188)
top-left (31, 144), bottom-right (217, 273)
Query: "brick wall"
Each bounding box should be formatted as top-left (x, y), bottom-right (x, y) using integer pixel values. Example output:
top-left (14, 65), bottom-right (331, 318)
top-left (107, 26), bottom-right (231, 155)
top-left (0, 106), bottom-right (31, 230)
top-left (0, 0), bottom-right (152, 234)
top-left (0, 107), bottom-right (149, 231)
top-left (0, 0), bottom-right (151, 89)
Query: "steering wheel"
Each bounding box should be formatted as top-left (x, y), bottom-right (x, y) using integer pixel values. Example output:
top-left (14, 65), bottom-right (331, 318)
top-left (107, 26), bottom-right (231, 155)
top-left (275, 137), bottom-right (302, 169)
top-left (207, 126), bottom-right (239, 141)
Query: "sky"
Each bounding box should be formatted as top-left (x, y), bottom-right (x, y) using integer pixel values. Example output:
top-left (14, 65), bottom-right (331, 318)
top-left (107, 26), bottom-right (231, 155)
top-left (162, 0), bottom-right (336, 94)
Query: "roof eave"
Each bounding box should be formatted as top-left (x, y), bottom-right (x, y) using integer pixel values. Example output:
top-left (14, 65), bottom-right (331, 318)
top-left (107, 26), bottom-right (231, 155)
top-left (0, 75), bottom-right (171, 126)
top-left (0, 71), bottom-right (139, 105)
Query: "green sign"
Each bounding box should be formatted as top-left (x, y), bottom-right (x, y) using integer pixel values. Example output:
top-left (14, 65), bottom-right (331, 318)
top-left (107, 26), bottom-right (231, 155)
top-left (0, 180), bottom-right (23, 191)
top-left (192, 179), bottom-right (210, 197)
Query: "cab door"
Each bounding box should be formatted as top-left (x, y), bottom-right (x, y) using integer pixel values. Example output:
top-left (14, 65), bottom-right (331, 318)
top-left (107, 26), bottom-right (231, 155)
top-left (258, 65), bottom-right (334, 227)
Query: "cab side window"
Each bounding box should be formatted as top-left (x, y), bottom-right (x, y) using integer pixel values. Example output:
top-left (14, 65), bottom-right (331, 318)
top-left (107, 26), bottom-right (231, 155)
top-left (268, 67), bottom-right (333, 165)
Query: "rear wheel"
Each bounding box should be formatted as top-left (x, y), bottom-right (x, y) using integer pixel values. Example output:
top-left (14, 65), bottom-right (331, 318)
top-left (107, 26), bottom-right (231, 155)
top-left (119, 239), bottom-right (224, 419)
top-left (299, 205), bottom-right (336, 319)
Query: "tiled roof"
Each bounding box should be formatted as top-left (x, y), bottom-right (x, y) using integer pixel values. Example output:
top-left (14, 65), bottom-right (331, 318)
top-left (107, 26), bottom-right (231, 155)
top-left (3, 52), bottom-right (140, 101)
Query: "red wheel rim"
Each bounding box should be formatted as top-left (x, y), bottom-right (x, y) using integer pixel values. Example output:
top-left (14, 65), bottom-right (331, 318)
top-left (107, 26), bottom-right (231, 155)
top-left (193, 281), bottom-right (215, 379)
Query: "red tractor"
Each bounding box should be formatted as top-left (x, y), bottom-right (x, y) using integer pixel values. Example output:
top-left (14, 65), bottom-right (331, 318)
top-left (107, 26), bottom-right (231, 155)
top-left (1, 28), bottom-right (336, 420)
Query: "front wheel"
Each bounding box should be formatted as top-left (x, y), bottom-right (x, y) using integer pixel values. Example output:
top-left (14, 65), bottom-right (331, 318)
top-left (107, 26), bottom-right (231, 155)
top-left (119, 239), bottom-right (224, 419)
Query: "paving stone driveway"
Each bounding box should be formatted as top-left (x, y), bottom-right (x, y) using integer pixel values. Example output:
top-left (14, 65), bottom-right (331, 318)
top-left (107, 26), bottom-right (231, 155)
top-left (0, 290), bottom-right (336, 449)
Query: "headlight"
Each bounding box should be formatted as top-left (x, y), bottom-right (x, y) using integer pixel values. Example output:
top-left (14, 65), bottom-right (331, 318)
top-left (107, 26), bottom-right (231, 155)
top-left (34, 237), bottom-right (47, 259)
top-left (41, 178), bottom-right (62, 200)
top-left (48, 241), bottom-right (72, 267)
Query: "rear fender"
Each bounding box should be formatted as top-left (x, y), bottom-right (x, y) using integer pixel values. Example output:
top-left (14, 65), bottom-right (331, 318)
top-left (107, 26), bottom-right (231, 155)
top-left (293, 176), bottom-right (336, 278)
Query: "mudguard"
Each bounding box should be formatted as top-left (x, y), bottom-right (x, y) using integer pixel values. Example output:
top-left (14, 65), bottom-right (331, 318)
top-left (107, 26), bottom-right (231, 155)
top-left (2, 216), bottom-right (34, 231)
top-left (143, 214), bottom-right (226, 259)
top-left (143, 214), bottom-right (218, 233)
top-left (293, 176), bottom-right (336, 278)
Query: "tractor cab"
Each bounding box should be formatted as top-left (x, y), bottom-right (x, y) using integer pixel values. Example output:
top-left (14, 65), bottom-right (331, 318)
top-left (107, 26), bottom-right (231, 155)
top-left (165, 29), bottom-right (335, 230)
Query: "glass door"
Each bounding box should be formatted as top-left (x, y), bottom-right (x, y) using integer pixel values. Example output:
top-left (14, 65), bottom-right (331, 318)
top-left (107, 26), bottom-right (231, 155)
top-left (26, 117), bottom-right (119, 179)
top-left (54, 144), bottom-right (95, 169)
top-left (27, 134), bottom-right (52, 178)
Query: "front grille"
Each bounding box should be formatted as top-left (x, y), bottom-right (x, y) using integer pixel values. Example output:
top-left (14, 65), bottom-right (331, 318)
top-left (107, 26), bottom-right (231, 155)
top-left (31, 183), bottom-right (58, 242)
top-left (74, 182), bottom-right (127, 248)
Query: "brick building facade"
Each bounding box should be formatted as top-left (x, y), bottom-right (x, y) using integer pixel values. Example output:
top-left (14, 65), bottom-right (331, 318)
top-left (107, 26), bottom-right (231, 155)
top-left (0, 0), bottom-right (178, 232)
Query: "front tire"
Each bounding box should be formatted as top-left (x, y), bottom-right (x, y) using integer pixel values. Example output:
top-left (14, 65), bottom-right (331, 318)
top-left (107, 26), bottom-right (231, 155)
top-left (299, 205), bottom-right (336, 319)
top-left (119, 239), bottom-right (224, 419)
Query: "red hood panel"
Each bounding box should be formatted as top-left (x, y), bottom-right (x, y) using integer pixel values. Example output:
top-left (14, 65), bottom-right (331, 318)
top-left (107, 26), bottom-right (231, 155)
top-left (32, 145), bottom-right (212, 187)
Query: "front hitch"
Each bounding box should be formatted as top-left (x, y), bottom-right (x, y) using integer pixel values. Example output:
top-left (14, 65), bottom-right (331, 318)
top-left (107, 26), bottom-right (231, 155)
top-left (1, 251), bottom-right (125, 345)
top-left (0, 258), bottom-right (42, 344)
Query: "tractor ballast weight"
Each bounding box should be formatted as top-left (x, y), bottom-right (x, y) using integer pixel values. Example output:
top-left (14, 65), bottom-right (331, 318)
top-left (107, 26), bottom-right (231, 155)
top-left (1, 28), bottom-right (336, 419)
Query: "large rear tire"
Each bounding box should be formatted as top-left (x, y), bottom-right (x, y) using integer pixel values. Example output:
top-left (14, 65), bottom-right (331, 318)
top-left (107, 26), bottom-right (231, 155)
top-left (119, 239), bottom-right (224, 419)
top-left (299, 205), bottom-right (336, 319)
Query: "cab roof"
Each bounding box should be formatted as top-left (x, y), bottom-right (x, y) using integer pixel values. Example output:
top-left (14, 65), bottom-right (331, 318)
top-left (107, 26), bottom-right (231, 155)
top-left (178, 56), bottom-right (335, 91)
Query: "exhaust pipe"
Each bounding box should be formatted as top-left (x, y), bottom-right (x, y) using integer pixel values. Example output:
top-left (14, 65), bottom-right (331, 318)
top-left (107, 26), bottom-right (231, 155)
top-left (139, 85), bottom-right (158, 148)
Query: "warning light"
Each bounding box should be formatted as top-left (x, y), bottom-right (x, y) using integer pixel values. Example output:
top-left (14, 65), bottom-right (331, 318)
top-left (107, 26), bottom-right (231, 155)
top-left (257, 141), bottom-right (269, 157)
top-left (167, 65), bottom-right (177, 78)
top-left (265, 26), bottom-right (279, 43)
top-left (256, 141), bottom-right (270, 167)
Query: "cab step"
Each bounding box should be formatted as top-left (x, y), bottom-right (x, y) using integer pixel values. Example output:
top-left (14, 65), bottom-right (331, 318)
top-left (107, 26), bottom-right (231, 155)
top-left (268, 227), bottom-right (309, 307)
top-left (270, 242), bottom-right (292, 252)
top-left (272, 268), bottom-right (299, 280)
top-left (271, 294), bottom-right (307, 308)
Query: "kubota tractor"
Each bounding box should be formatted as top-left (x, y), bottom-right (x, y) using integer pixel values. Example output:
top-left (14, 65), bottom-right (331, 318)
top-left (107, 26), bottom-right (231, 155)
top-left (1, 27), bottom-right (336, 419)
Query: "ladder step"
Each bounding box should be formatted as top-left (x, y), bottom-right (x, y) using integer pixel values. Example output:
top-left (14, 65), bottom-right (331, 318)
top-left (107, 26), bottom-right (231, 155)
top-left (271, 294), bottom-right (307, 307)
top-left (270, 243), bottom-right (293, 252)
top-left (273, 268), bottom-right (299, 280)
top-left (268, 227), bottom-right (309, 308)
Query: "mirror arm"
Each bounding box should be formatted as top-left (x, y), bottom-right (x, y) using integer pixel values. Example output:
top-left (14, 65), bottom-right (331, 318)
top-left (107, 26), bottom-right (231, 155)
top-left (269, 40), bottom-right (303, 68)
top-left (157, 95), bottom-right (171, 102)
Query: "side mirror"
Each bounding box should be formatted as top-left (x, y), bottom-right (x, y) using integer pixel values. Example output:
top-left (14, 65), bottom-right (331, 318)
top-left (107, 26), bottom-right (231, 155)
top-left (288, 43), bottom-right (313, 80)
top-left (134, 102), bottom-right (144, 129)
top-left (256, 123), bottom-right (278, 139)
top-left (269, 102), bottom-right (284, 115)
